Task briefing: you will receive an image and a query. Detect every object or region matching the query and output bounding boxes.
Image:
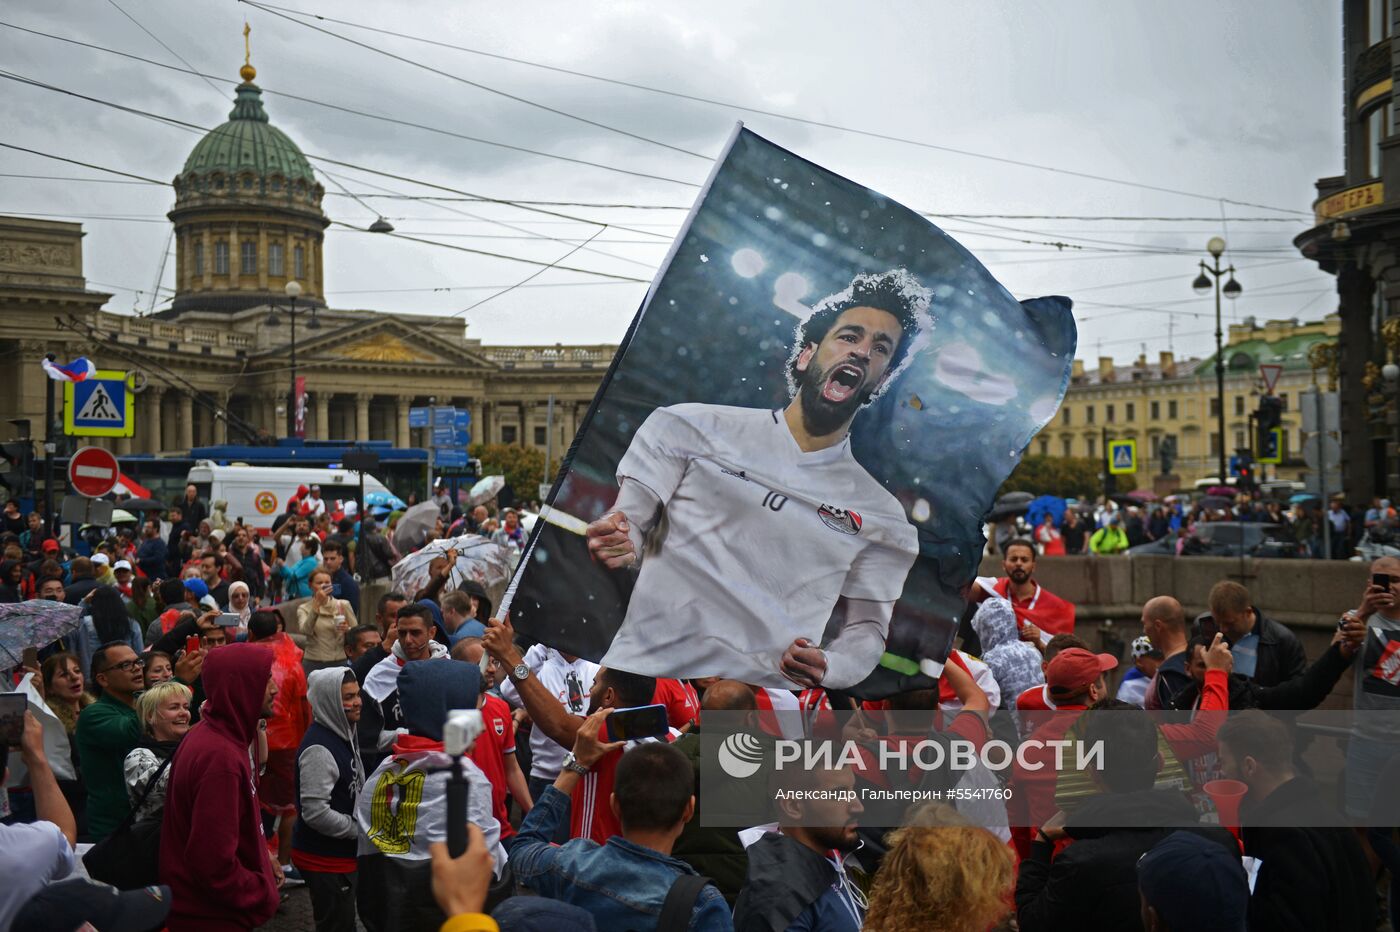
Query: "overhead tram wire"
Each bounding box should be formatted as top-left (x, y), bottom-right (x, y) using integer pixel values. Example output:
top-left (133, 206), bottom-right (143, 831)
top-left (0, 69), bottom-right (669, 266)
top-left (239, 0), bottom-right (711, 163)
top-left (243, 0), bottom-right (1309, 217)
top-left (0, 141), bottom-right (649, 283)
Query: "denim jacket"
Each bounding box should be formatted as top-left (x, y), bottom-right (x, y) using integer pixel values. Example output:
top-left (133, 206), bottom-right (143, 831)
top-left (511, 785), bottom-right (734, 931)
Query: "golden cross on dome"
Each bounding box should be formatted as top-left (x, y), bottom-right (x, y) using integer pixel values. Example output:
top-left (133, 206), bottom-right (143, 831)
top-left (240, 22), bottom-right (256, 82)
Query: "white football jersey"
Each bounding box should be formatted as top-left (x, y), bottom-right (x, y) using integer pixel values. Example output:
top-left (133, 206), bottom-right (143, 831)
top-left (601, 403), bottom-right (918, 688)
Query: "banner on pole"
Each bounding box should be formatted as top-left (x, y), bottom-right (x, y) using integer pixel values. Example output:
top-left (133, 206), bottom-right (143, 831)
top-left (293, 376), bottom-right (306, 439)
top-left (505, 126), bottom-right (1076, 697)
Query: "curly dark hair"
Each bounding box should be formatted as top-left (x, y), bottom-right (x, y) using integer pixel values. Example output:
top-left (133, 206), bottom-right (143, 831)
top-left (786, 268), bottom-right (932, 398)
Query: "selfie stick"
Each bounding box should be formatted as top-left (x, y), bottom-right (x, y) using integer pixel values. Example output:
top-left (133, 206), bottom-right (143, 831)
top-left (446, 757), bottom-right (468, 857)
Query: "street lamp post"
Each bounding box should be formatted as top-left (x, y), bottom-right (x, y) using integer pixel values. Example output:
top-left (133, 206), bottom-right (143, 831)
top-left (264, 280), bottom-right (319, 438)
top-left (1192, 237), bottom-right (1242, 483)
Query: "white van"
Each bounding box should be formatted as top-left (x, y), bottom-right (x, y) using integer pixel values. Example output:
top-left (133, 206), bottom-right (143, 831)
top-left (186, 461), bottom-right (394, 534)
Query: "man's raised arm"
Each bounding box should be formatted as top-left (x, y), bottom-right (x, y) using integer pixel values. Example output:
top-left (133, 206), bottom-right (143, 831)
top-left (482, 615), bottom-right (585, 748)
top-left (585, 479), bottom-right (661, 570)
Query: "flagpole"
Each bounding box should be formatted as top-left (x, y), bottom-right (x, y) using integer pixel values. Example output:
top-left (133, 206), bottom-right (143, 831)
top-left (42, 353), bottom-right (56, 537)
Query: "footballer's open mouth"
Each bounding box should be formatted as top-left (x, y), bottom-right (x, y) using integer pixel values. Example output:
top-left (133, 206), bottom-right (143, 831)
top-left (821, 363), bottom-right (865, 403)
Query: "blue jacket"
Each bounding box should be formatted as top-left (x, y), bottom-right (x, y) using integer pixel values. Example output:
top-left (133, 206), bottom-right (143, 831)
top-left (277, 556), bottom-right (319, 599)
top-left (511, 785), bottom-right (733, 931)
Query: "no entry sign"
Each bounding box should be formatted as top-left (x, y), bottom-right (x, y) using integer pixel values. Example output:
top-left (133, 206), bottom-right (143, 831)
top-left (68, 445), bottom-right (120, 498)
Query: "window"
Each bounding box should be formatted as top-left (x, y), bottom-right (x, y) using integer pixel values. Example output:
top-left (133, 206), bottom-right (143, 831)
top-left (1061, 437), bottom-right (1072, 457)
top-left (214, 240), bottom-right (229, 274)
top-left (1168, 400), bottom-right (1178, 419)
top-left (501, 425), bottom-right (518, 444)
top-left (1234, 396), bottom-right (1245, 416)
top-left (1126, 402), bottom-right (1135, 421)
top-left (1150, 400), bottom-right (1160, 420)
top-left (1086, 436), bottom-right (1096, 458)
top-left (1279, 393), bottom-right (1289, 411)
top-left (1106, 404), bottom-right (1116, 423)
top-left (1086, 406), bottom-right (1095, 424)
top-left (240, 241), bottom-right (257, 275)
top-left (1038, 439), bottom-right (1049, 456)
top-left (534, 426), bottom-right (547, 446)
top-left (1234, 429), bottom-right (1246, 450)
top-left (1210, 433), bottom-right (1221, 456)
top-left (1371, 0), bottom-right (1392, 44)
top-left (1151, 435), bottom-right (1160, 459)
top-left (269, 243), bottom-right (284, 276)
top-left (1209, 397), bottom-right (1221, 417)
top-left (193, 242), bottom-right (204, 276)
top-left (1062, 408), bottom-right (1071, 426)
top-left (294, 245), bottom-right (305, 279)
top-left (1365, 104), bottom-right (1391, 179)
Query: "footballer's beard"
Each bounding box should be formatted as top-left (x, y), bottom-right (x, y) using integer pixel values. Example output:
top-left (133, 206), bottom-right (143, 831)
top-left (796, 361), bottom-right (873, 439)
top-left (1008, 567), bottom-right (1032, 585)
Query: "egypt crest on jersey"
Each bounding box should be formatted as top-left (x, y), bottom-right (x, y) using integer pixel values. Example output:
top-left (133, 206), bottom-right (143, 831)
top-left (818, 504), bottom-right (862, 535)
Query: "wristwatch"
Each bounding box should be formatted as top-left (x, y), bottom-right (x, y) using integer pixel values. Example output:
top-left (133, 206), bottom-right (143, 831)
top-left (510, 662), bottom-right (530, 683)
top-left (562, 752), bottom-right (590, 776)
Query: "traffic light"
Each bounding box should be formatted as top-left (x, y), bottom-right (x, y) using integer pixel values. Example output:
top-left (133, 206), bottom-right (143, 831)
top-left (1256, 395), bottom-right (1283, 452)
top-left (0, 441), bottom-right (34, 498)
top-left (1235, 450), bottom-right (1256, 490)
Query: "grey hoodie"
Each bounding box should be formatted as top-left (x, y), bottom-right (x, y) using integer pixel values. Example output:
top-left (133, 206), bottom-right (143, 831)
top-left (297, 668), bottom-right (366, 842)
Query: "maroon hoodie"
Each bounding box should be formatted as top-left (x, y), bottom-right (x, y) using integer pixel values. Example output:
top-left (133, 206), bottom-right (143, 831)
top-left (159, 643), bottom-right (280, 930)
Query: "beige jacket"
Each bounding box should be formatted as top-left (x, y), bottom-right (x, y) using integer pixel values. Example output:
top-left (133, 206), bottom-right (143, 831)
top-left (296, 597), bottom-right (358, 663)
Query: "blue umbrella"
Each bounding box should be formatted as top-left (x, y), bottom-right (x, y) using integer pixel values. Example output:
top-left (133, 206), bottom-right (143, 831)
top-left (1289, 493), bottom-right (1320, 504)
top-left (365, 490), bottom-right (407, 511)
top-left (1026, 495), bottom-right (1067, 530)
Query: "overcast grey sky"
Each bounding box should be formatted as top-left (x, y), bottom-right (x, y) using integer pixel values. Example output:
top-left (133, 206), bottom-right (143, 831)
top-left (0, 0), bottom-right (1342, 362)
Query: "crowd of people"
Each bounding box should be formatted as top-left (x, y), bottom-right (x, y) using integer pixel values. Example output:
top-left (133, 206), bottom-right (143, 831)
top-left (992, 489), bottom-right (1400, 560)
top-left (2, 475), bottom-right (1399, 932)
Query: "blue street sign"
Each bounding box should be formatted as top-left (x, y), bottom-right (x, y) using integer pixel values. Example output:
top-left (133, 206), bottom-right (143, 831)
top-left (65, 370), bottom-right (134, 438)
top-left (433, 407), bottom-right (456, 427)
top-left (408, 407), bottom-right (429, 428)
top-left (434, 448), bottom-right (468, 468)
top-left (432, 426), bottom-right (456, 446)
top-left (1108, 439), bottom-right (1137, 475)
top-left (454, 410), bottom-right (471, 431)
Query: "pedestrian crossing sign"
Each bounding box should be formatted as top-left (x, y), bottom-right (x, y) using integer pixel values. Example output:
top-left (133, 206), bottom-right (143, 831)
top-left (1258, 426), bottom-right (1283, 464)
top-left (64, 369), bottom-right (134, 438)
top-left (1108, 439), bottom-right (1137, 475)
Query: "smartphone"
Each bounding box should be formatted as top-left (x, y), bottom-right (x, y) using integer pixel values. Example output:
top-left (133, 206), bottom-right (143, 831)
top-left (0, 692), bottom-right (27, 747)
top-left (216, 613), bottom-right (241, 628)
top-left (186, 635), bottom-right (201, 655)
top-left (1197, 614), bottom-right (1221, 642)
top-left (1374, 573), bottom-right (1393, 590)
top-left (605, 704), bottom-right (670, 743)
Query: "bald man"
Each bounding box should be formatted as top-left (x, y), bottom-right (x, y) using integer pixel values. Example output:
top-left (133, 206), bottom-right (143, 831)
top-left (1341, 556), bottom-right (1400, 819)
top-left (1140, 595), bottom-right (1192, 711)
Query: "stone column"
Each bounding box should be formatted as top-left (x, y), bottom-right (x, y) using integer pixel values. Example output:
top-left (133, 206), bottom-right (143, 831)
top-left (257, 225), bottom-right (268, 290)
top-left (314, 392), bottom-right (331, 441)
top-left (229, 222), bottom-right (240, 288)
top-left (145, 387), bottom-right (164, 453)
top-left (285, 231), bottom-right (296, 284)
top-left (202, 227), bottom-right (213, 288)
top-left (355, 393), bottom-right (370, 441)
top-left (178, 393), bottom-right (194, 451)
top-left (395, 395), bottom-right (412, 449)
top-left (306, 235), bottom-right (317, 298)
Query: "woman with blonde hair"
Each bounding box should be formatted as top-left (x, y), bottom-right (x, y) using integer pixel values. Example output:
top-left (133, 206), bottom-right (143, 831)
top-left (297, 567), bottom-right (358, 672)
top-left (864, 803), bottom-right (1014, 932)
top-left (123, 680), bottom-right (192, 821)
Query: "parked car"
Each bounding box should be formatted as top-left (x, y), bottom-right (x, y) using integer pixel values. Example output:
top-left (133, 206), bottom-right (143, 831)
top-left (1127, 521), bottom-right (1304, 558)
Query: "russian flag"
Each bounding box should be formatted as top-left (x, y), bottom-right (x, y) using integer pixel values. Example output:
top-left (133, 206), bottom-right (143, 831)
top-left (41, 356), bottom-right (96, 382)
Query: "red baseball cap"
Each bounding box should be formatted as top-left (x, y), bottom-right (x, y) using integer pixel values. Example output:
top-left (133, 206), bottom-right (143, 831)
top-left (41, 539), bottom-right (59, 552)
top-left (1046, 647), bottom-right (1118, 698)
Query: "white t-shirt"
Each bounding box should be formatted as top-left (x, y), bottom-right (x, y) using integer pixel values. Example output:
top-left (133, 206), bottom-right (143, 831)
top-left (498, 645), bottom-right (598, 780)
top-left (0, 821), bottom-right (73, 929)
top-left (602, 404), bottom-right (919, 688)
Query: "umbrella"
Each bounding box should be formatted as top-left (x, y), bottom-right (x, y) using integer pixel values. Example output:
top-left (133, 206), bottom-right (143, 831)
top-left (1199, 495), bottom-right (1233, 511)
top-left (987, 491), bottom-right (1034, 523)
top-left (468, 475), bottom-right (506, 507)
top-left (393, 501), bottom-right (443, 554)
top-left (112, 497), bottom-right (164, 513)
top-left (1122, 489), bottom-right (1158, 503)
top-left (365, 490), bottom-right (407, 511)
top-left (81, 509), bottom-right (136, 530)
top-left (998, 491), bottom-right (1035, 507)
top-left (1289, 493), bottom-right (1320, 504)
top-left (1206, 486), bottom-right (1237, 498)
top-left (0, 599), bottom-right (83, 666)
top-left (390, 533), bottom-right (515, 609)
top-left (1026, 495), bottom-right (1066, 529)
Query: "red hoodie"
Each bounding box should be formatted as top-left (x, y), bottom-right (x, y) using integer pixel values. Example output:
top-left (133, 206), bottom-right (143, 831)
top-left (159, 644), bottom-right (280, 930)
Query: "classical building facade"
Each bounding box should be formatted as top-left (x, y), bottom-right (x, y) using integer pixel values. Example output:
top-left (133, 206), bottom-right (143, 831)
top-left (1294, 0), bottom-right (1400, 500)
top-left (1033, 317), bottom-right (1341, 488)
top-left (0, 61), bottom-right (614, 480)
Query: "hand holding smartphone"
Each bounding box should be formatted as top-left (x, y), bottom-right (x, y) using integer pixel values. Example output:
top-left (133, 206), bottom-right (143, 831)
top-left (0, 693), bottom-right (28, 748)
top-left (604, 704), bottom-right (669, 743)
top-left (186, 635), bottom-right (201, 656)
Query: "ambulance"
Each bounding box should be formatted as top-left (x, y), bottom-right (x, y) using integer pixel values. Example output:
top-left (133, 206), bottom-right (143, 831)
top-left (185, 461), bottom-right (395, 535)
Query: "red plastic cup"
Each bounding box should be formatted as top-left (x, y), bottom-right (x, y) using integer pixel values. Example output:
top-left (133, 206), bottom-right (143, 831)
top-left (1204, 778), bottom-right (1248, 833)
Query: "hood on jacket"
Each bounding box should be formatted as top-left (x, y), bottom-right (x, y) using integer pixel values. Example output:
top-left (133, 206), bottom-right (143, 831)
top-left (307, 667), bottom-right (357, 744)
top-left (398, 659), bottom-right (479, 742)
top-left (971, 597), bottom-right (1020, 652)
top-left (416, 598), bottom-right (445, 632)
top-left (458, 580), bottom-right (493, 621)
top-left (733, 832), bottom-right (835, 932)
top-left (201, 642), bottom-right (274, 747)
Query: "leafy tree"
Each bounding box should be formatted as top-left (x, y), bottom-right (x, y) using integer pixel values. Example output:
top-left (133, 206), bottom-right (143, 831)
top-left (469, 443), bottom-right (545, 500)
top-left (998, 454), bottom-right (1136, 499)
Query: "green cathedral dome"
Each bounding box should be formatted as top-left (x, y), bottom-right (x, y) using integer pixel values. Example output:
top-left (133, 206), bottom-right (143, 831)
top-left (180, 81), bottom-right (316, 185)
